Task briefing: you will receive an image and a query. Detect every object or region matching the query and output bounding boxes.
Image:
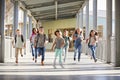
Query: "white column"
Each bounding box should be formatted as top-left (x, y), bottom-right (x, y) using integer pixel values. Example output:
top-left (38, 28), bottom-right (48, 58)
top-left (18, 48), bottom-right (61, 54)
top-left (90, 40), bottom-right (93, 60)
top-left (76, 13), bottom-right (79, 28)
top-left (0, 0), bottom-right (5, 62)
top-left (106, 0), bottom-right (112, 63)
top-left (23, 10), bottom-right (27, 54)
top-left (23, 10), bottom-right (27, 41)
top-left (29, 16), bottom-right (32, 38)
top-left (80, 8), bottom-right (83, 28)
top-left (86, 1), bottom-right (89, 39)
top-left (93, 0), bottom-right (97, 30)
top-left (115, 0), bottom-right (120, 67)
top-left (13, 1), bottom-right (19, 35)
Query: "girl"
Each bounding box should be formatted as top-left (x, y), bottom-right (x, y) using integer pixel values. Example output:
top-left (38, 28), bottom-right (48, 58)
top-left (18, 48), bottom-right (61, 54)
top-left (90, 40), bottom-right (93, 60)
top-left (30, 28), bottom-right (37, 62)
top-left (62, 30), bottom-right (70, 62)
top-left (51, 30), bottom-right (65, 68)
top-left (88, 30), bottom-right (97, 62)
top-left (73, 28), bottom-right (83, 62)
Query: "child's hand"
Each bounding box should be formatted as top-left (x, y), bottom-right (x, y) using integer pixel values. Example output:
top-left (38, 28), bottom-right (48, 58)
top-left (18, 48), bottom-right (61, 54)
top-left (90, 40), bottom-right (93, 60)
top-left (13, 45), bottom-right (15, 48)
top-left (51, 48), bottom-right (54, 51)
top-left (24, 44), bottom-right (26, 48)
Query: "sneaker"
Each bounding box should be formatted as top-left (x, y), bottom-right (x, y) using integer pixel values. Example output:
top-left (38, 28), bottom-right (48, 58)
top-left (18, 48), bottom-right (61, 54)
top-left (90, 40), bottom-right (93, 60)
top-left (41, 61), bottom-right (44, 66)
top-left (15, 61), bottom-right (18, 63)
top-left (74, 58), bottom-right (76, 61)
top-left (35, 60), bottom-right (37, 63)
top-left (60, 63), bottom-right (64, 68)
top-left (38, 53), bottom-right (41, 57)
top-left (32, 57), bottom-right (34, 61)
top-left (53, 65), bottom-right (56, 69)
top-left (21, 54), bottom-right (23, 57)
top-left (94, 59), bottom-right (97, 62)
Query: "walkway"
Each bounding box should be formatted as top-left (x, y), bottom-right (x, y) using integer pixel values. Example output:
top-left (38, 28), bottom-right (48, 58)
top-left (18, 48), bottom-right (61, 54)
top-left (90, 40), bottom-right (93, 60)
top-left (0, 52), bottom-right (120, 80)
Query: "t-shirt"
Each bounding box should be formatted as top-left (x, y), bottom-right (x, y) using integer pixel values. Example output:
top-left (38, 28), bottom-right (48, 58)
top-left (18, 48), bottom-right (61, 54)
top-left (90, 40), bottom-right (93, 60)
top-left (55, 37), bottom-right (64, 49)
top-left (30, 34), bottom-right (36, 44)
top-left (90, 37), bottom-right (96, 46)
top-left (15, 35), bottom-right (24, 48)
top-left (63, 36), bottom-right (69, 47)
top-left (35, 34), bottom-right (47, 47)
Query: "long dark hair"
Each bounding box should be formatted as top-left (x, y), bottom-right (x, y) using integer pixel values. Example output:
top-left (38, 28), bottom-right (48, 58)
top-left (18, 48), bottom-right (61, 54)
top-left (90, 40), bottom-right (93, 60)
top-left (89, 30), bottom-right (96, 40)
top-left (89, 30), bottom-right (95, 37)
top-left (32, 28), bottom-right (36, 34)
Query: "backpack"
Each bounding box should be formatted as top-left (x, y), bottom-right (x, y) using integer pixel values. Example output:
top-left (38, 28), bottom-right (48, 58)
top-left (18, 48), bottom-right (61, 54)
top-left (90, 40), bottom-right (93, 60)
top-left (15, 35), bottom-right (24, 43)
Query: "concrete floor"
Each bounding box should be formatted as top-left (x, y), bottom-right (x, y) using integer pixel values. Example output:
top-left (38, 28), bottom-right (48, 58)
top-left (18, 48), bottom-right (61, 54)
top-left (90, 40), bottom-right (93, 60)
top-left (0, 52), bottom-right (120, 80)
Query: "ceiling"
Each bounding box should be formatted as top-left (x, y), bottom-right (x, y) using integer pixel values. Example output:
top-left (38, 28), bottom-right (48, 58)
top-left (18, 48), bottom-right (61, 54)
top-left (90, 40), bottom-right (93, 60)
top-left (20, 0), bottom-right (86, 21)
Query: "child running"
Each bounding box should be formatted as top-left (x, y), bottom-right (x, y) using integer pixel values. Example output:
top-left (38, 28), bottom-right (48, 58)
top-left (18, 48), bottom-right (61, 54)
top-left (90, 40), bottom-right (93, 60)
top-left (62, 30), bottom-right (70, 62)
top-left (12, 29), bottom-right (25, 63)
top-left (73, 28), bottom-right (83, 62)
top-left (30, 28), bottom-right (37, 62)
top-left (87, 30), bottom-right (98, 62)
top-left (51, 30), bottom-right (65, 69)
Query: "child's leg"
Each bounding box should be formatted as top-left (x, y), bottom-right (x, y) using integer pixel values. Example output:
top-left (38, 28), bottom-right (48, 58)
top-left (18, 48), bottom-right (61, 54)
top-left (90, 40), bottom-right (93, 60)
top-left (78, 45), bottom-right (82, 61)
top-left (19, 48), bottom-right (23, 57)
top-left (59, 49), bottom-right (64, 68)
top-left (15, 48), bottom-right (19, 63)
top-left (64, 47), bottom-right (68, 62)
top-left (54, 49), bottom-right (59, 65)
top-left (31, 44), bottom-right (34, 57)
top-left (59, 49), bottom-right (62, 64)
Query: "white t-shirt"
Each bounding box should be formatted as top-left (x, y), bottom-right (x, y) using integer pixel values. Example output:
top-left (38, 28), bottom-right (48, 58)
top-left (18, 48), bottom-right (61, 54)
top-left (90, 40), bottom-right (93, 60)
top-left (15, 35), bottom-right (23, 48)
top-left (90, 37), bottom-right (96, 46)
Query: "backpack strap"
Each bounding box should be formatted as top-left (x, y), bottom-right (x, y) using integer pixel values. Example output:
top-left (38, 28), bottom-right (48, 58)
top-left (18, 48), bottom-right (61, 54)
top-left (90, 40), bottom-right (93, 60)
top-left (44, 34), bottom-right (46, 42)
top-left (21, 35), bottom-right (24, 42)
top-left (15, 35), bottom-right (17, 43)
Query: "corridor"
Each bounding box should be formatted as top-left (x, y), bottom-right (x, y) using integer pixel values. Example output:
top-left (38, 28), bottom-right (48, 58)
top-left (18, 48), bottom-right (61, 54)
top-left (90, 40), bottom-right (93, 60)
top-left (0, 52), bottom-right (120, 80)
top-left (0, 0), bottom-right (120, 80)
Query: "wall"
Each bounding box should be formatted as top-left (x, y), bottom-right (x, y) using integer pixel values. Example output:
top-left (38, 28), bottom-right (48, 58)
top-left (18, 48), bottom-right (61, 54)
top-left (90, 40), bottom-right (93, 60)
top-left (42, 18), bottom-right (76, 35)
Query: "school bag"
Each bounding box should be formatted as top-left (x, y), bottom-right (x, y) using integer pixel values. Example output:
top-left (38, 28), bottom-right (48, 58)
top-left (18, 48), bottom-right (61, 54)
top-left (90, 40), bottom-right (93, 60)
top-left (15, 35), bottom-right (24, 43)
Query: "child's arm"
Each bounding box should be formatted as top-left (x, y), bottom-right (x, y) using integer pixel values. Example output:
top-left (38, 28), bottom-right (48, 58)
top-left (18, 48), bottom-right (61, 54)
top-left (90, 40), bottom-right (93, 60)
top-left (51, 42), bottom-right (56, 51)
top-left (11, 38), bottom-right (15, 48)
top-left (51, 39), bottom-right (56, 51)
top-left (61, 39), bottom-right (65, 48)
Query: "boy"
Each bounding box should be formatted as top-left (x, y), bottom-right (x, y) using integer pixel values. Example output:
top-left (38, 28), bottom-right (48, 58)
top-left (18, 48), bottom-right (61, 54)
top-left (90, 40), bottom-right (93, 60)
top-left (51, 30), bottom-right (65, 69)
top-left (34, 26), bottom-right (48, 65)
top-left (12, 29), bottom-right (25, 63)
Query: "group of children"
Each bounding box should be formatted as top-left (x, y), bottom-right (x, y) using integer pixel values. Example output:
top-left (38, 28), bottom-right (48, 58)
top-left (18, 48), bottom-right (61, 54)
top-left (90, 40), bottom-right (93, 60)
top-left (12, 26), bottom-right (98, 68)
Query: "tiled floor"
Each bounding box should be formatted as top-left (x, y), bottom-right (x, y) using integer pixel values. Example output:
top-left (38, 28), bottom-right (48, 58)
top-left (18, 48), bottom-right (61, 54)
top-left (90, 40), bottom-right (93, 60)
top-left (0, 52), bottom-right (120, 80)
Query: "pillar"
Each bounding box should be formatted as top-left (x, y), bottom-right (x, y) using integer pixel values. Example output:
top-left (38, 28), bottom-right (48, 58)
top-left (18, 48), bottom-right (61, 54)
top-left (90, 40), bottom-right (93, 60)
top-left (29, 16), bottom-right (32, 38)
top-left (76, 13), bottom-right (79, 28)
top-left (13, 1), bottom-right (19, 35)
top-left (86, 1), bottom-right (89, 39)
top-left (23, 10), bottom-right (27, 41)
top-left (0, 0), bottom-right (5, 62)
top-left (23, 10), bottom-right (27, 54)
top-left (115, 0), bottom-right (120, 67)
top-left (80, 8), bottom-right (83, 28)
top-left (106, 0), bottom-right (112, 63)
top-left (93, 0), bottom-right (97, 30)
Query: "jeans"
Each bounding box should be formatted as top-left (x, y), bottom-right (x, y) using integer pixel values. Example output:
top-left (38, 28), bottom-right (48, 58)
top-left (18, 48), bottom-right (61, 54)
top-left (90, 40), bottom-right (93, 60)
top-left (31, 44), bottom-right (35, 57)
top-left (74, 45), bottom-right (82, 61)
top-left (37, 47), bottom-right (45, 62)
top-left (54, 48), bottom-right (62, 65)
top-left (89, 45), bottom-right (97, 61)
top-left (63, 46), bottom-right (69, 62)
